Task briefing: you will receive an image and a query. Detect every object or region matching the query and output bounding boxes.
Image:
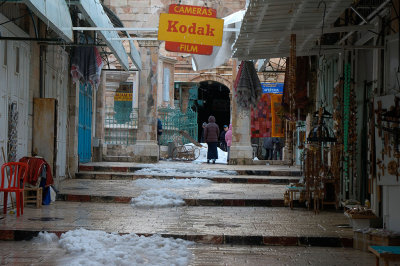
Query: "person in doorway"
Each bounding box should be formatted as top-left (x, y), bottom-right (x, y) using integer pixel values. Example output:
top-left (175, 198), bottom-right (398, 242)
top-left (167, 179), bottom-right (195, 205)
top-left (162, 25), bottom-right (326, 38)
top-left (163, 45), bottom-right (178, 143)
top-left (157, 118), bottom-right (163, 145)
top-left (263, 137), bottom-right (274, 160)
top-left (204, 116), bottom-right (219, 164)
top-left (200, 122), bottom-right (207, 143)
top-left (225, 124), bottom-right (232, 164)
top-left (219, 125), bottom-right (228, 151)
top-left (273, 137), bottom-right (283, 160)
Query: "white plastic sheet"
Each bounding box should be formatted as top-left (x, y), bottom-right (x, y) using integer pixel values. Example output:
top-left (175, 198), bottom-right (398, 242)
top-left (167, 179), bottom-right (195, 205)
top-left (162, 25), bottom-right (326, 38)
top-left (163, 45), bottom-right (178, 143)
top-left (191, 10), bottom-right (245, 71)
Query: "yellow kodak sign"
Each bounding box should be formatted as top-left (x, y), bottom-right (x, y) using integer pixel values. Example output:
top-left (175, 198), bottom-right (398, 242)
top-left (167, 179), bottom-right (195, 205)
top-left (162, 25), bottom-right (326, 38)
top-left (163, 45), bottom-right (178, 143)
top-left (158, 13), bottom-right (224, 46)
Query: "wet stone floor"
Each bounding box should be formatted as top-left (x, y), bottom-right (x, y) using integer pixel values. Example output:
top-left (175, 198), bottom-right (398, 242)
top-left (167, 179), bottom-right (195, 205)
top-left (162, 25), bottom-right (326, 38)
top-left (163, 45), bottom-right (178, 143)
top-left (0, 241), bottom-right (376, 266)
top-left (1, 202), bottom-right (352, 238)
top-left (0, 162), bottom-right (378, 265)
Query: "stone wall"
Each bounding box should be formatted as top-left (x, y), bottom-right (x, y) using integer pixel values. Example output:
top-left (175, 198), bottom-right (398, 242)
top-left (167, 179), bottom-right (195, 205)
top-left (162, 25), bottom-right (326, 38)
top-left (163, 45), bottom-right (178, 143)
top-left (105, 0), bottom-right (246, 28)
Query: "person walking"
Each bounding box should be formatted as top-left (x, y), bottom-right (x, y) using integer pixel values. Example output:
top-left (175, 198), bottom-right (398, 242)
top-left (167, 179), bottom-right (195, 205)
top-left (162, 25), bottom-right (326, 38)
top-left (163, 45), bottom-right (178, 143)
top-left (204, 116), bottom-right (219, 164)
top-left (273, 137), bottom-right (283, 160)
top-left (219, 125), bottom-right (228, 151)
top-left (157, 118), bottom-right (163, 145)
top-left (225, 124), bottom-right (232, 164)
top-left (263, 137), bottom-right (274, 160)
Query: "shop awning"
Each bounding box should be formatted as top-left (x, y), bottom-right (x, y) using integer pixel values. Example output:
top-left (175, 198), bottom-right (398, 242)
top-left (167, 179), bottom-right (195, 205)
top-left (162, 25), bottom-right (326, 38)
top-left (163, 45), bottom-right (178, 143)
top-left (128, 39), bottom-right (142, 71)
top-left (233, 0), bottom-right (357, 60)
top-left (23, 0), bottom-right (73, 42)
top-left (71, 0), bottom-right (130, 70)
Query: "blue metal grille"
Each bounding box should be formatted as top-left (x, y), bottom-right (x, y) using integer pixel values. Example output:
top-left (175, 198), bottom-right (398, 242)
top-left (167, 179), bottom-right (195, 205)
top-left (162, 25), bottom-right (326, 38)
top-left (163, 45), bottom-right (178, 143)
top-left (78, 83), bottom-right (92, 163)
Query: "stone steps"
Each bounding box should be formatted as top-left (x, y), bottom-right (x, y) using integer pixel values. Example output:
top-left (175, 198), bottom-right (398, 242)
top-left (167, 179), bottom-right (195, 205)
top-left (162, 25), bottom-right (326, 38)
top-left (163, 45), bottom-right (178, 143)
top-left (102, 155), bottom-right (134, 162)
top-left (57, 194), bottom-right (289, 207)
top-left (78, 165), bottom-right (302, 177)
top-left (75, 171), bottom-right (301, 184)
top-left (57, 179), bottom-right (290, 207)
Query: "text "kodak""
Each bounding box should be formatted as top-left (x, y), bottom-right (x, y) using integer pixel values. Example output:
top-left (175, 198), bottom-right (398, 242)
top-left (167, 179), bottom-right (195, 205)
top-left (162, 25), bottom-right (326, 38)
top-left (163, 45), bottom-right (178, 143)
top-left (167, 21), bottom-right (215, 36)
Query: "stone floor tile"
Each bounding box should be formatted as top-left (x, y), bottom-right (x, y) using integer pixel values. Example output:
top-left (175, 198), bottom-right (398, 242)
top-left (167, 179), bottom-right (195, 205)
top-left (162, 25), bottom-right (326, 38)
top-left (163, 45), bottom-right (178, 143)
top-left (0, 202), bottom-right (352, 240)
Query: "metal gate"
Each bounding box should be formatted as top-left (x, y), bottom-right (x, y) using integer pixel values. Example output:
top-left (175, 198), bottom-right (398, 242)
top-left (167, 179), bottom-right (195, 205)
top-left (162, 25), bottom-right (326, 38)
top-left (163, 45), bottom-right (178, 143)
top-left (158, 107), bottom-right (198, 145)
top-left (104, 106), bottom-right (138, 145)
top-left (78, 82), bottom-right (93, 163)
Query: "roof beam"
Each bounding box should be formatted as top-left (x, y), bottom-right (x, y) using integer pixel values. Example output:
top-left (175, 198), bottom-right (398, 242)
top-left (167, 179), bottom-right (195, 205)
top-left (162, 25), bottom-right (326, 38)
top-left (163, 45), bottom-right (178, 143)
top-left (238, 24), bottom-right (375, 39)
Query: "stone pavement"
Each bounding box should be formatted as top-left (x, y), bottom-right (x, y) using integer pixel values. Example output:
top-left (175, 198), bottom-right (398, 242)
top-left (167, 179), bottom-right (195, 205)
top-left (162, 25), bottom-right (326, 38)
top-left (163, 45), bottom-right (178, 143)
top-left (0, 241), bottom-right (375, 265)
top-left (1, 202), bottom-right (352, 246)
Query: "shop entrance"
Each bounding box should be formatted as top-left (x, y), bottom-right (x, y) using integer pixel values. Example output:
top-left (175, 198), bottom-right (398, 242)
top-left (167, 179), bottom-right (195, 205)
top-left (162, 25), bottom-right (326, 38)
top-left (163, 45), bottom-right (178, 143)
top-left (196, 81), bottom-right (230, 142)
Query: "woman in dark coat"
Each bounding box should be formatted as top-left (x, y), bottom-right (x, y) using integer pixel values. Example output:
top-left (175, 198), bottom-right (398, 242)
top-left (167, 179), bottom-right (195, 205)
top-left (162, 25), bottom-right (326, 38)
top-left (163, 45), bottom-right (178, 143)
top-left (204, 115), bottom-right (219, 164)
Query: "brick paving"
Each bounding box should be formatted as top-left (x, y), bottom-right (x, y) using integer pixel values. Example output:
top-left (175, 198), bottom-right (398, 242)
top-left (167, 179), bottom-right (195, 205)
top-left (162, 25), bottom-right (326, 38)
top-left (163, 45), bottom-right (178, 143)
top-left (0, 241), bottom-right (375, 265)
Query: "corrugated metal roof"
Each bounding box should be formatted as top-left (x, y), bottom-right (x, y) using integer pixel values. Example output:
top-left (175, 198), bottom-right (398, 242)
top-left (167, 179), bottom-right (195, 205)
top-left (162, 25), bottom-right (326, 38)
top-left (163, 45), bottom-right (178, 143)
top-left (24, 0), bottom-right (73, 42)
top-left (72, 0), bottom-right (130, 70)
top-left (233, 0), bottom-right (353, 60)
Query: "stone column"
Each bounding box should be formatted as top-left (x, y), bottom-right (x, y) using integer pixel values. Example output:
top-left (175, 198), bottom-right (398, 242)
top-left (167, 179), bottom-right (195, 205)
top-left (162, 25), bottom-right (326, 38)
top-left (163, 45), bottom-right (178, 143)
top-left (229, 93), bottom-right (253, 165)
top-left (67, 82), bottom-right (80, 177)
top-left (133, 40), bottom-right (160, 163)
top-left (229, 61), bottom-right (253, 165)
top-left (180, 84), bottom-right (190, 114)
top-left (93, 72), bottom-right (106, 161)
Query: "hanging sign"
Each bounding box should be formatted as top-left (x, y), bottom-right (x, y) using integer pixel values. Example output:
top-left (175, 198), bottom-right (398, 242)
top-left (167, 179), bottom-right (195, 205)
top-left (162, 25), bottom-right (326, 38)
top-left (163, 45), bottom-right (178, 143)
top-left (158, 4), bottom-right (223, 55)
top-left (261, 83), bottom-right (284, 94)
top-left (165, 4), bottom-right (215, 55)
top-left (114, 93), bottom-right (132, 101)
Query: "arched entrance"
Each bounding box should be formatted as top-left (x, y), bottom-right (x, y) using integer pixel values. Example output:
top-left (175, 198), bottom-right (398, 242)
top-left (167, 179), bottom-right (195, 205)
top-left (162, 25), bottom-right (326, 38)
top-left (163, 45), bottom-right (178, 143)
top-left (197, 80), bottom-right (230, 142)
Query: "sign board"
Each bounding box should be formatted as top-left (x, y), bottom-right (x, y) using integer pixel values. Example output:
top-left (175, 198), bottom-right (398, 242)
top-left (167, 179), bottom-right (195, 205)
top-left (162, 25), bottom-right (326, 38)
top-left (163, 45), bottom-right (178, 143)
top-left (114, 93), bottom-right (132, 102)
top-left (165, 4), bottom-right (215, 55)
top-left (158, 5), bottom-right (223, 55)
top-left (261, 83), bottom-right (284, 94)
top-left (270, 94), bottom-right (284, 137)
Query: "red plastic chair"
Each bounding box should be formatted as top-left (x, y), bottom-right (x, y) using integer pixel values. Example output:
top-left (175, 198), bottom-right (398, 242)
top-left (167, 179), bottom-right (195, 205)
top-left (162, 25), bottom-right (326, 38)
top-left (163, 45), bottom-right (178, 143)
top-left (1, 162), bottom-right (28, 217)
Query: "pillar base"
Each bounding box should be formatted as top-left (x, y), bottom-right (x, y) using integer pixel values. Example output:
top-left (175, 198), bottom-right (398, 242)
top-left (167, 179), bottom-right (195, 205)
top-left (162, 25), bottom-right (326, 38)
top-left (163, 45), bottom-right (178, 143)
top-left (283, 147), bottom-right (294, 165)
top-left (133, 141), bottom-right (159, 163)
top-left (229, 145), bottom-right (253, 165)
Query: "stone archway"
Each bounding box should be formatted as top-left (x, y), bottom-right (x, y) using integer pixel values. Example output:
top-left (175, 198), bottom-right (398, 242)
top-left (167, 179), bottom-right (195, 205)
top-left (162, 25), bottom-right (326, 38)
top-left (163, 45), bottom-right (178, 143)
top-left (189, 74), bottom-right (232, 92)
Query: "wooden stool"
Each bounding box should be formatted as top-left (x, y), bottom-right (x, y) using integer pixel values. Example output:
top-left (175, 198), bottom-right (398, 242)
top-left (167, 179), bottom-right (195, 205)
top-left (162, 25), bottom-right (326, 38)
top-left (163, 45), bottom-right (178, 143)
top-left (369, 246), bottom-right (400, 266)
top-left (24, 187), bottom-right (42, 208)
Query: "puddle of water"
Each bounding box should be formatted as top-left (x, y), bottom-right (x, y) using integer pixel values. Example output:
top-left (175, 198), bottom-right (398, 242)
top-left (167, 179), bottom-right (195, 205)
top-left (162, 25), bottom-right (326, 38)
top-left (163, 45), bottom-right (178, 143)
top-left (208, 191), bottom-right (235, 194)
top-left (63, 187), bottom-right (89, 190)
top-left (336, 224), bottom-right (351, 228)
top-left (205, 223), bottom-right (241, 228)
top-left (28, 217), bottom-right (64, 222)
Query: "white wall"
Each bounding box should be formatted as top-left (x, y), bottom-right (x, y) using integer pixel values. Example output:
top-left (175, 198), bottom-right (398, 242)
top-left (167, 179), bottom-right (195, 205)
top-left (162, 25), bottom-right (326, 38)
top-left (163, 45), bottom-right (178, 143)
top-left (383, 186), bottom-right (400, 232)
top-left (43, 46), bottom-right (69, 182)
top-left (0, 14), bottom-right (31, 207)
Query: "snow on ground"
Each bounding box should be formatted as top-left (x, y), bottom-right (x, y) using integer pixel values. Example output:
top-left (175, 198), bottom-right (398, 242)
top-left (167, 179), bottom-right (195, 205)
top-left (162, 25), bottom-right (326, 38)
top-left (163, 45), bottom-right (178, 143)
top-left (131, 177), bottom-right (213, 208)
top-left (33, 229), bottom-right (193, 266)
top-left (190, 143), bottom-right (228, 164)
top-left (135, 167), bottom-right (237, 176)
top-left (131, 188), bottom-right (185, 208)
top-left (33, 231), bottom-right (59, 244)
top-left (134, 178), bottom-right (212, 189)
